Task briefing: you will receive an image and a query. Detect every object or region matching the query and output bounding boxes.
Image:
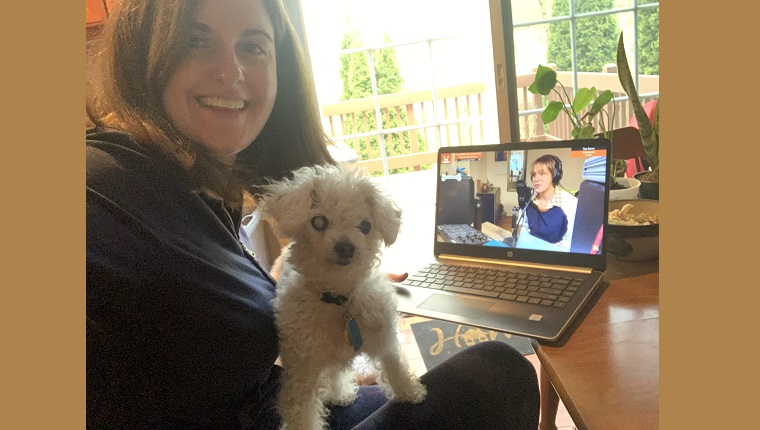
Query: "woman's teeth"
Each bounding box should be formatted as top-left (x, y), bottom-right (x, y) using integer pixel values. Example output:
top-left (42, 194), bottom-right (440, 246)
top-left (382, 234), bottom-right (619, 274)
top-left (197, 96), bottom-right (244, 109)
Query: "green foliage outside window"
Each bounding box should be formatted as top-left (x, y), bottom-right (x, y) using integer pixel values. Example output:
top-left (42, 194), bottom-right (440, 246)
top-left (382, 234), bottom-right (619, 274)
top-left (638, 6), bottom-right (659, 75)
top-left (547, 0), bottom-right (618, 73)
top-left (338, 31), bottom-right (428, 175)
top-left (546, 0), bottom-right (659, 76)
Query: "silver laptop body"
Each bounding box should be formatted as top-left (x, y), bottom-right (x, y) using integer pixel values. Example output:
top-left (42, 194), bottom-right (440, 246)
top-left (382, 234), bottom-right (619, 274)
top-left (394, 139), bottom-right (611, 342)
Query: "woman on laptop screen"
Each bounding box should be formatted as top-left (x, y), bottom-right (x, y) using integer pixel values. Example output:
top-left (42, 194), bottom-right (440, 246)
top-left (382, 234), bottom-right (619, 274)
top-left (519, 154), bottom-right (578, 250)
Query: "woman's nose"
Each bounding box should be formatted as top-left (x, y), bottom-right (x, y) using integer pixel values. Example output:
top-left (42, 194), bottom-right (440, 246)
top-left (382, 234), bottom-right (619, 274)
top-left (215, 48), bottom-right (244, 84)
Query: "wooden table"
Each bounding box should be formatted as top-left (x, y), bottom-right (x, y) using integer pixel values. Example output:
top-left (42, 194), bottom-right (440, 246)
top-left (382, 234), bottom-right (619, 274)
top-left (534, 273), bottom-right (659, 430)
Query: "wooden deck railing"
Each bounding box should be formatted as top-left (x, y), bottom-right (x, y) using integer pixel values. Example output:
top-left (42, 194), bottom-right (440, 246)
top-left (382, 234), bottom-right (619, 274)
top-left (516, 65), bottom-right (660, 140)
top-left (320, 83), bottom-right (486, 174)
top-left (320, 70), bottom-right (659, 175)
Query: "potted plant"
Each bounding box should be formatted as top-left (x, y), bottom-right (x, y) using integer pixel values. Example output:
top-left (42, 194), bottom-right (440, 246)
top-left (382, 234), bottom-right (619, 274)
top-left (616, 32), bottom-right (659, 200)
top-left (527, 65), bottom-right (638, 197)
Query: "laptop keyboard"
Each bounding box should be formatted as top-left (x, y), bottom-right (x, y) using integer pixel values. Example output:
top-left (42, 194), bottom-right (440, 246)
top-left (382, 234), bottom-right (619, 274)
top-left (400, 262), bottom-right (585, 308)
top-left (437, 224), bottom-right (491, 245)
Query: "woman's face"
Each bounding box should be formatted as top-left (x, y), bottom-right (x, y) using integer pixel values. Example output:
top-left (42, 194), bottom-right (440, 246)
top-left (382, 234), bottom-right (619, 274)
top-left (530, 164), bottom-right (554, 195)
top-left (162, 0), bottom-right (277, 165)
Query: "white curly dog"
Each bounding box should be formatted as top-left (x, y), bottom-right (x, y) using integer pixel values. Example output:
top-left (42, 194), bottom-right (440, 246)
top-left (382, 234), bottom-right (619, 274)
top-left (259, 164), bottom-right (427, 430)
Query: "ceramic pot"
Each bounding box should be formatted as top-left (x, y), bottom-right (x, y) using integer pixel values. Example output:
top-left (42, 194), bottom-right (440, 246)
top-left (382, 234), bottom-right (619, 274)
top-left (607, 199), bottom-right (659, 261)
top-left (609, 177), bottom-right (641, 201)
top-left (634, 171), bottom-right (659, 200)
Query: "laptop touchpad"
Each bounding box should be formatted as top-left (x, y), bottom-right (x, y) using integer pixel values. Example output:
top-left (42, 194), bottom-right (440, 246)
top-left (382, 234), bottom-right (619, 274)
top-left (417, 293), bottom-right (494, 319)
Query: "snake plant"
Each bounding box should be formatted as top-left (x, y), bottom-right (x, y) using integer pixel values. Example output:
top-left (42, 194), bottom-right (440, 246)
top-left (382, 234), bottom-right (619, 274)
top-left (616, 32), bottom-right (659, 176)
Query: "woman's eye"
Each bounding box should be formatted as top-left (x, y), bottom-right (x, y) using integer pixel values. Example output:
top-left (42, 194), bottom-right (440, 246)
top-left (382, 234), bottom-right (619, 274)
top-left (358, 220), bottom-right (371, 235)
top-left (239, 41), bottom-right (265, 56)
top-left (311, 215), bottom-right (329, 231)
top-left (188, 36), bottom-right (209, 49)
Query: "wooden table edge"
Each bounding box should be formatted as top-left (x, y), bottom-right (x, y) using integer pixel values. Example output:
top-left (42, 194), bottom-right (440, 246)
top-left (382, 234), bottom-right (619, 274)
top-left (533, 341), bottom-right (591, 430)
top-left (531, 272), bottom-right (659, 430)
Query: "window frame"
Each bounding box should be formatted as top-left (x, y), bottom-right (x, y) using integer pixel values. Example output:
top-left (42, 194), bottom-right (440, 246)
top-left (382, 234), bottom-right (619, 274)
top-left (503, 0), bottom-right (660, 141)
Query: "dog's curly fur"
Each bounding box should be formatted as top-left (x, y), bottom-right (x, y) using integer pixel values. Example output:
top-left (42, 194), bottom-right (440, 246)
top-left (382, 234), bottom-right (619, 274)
top-left (259, 165), bottom-right (427, 430)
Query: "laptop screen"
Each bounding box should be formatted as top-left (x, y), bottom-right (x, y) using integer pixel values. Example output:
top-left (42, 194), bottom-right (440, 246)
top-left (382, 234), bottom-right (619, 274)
top-left (434, 139), bottom-right (611, 272)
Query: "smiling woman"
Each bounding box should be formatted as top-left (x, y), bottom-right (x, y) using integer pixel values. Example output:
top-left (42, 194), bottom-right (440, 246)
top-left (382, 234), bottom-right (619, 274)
top-left (161, 0), bottom-right (278, 164)
top-left (87, 0), bottom-right (334, 201)
top-left (86, 0), bottom-right (337, 427)
top-left (86, 1), bottom-right (540, 428)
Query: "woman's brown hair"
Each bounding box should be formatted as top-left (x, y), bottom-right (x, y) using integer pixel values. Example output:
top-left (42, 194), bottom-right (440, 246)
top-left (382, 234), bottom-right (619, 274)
top-left (87, 0), bottom-right (335, 202)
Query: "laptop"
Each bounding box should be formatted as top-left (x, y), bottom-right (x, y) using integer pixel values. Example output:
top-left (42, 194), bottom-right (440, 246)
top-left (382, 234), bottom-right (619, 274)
top-left (394, 138), bottom-right (611, 342)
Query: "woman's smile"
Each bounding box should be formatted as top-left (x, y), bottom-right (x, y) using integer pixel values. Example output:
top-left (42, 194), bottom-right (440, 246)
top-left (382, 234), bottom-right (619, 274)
top-left (162, 0), bottom-right (277, 164)
top-left (196, 95), bottom-right (247, 110)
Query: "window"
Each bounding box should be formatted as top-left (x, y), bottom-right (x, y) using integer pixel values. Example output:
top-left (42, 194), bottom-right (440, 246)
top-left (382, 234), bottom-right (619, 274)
top-left (508, 0), bottom-right (660, 140)
top-left (291, 0), bottom-right (659, 170)
top-left (297, 0), bottom-right (503, 180)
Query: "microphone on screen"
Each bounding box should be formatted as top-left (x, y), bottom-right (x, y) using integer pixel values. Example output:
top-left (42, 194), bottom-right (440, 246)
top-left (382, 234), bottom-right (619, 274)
top-left (504, 181), bottom-right (533, 247)
top-left (516, 180), bottom-right (533, 210)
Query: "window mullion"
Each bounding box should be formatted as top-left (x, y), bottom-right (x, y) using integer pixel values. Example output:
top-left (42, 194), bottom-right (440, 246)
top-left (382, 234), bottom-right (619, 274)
top-left (633, 0), bottom-right (640, 92)
top-left (366, 48), bottom-right (390, 179)
top-left (570, 0), bottom-right (579, 93)
top-left (426, 39), bottom-right (445, 149)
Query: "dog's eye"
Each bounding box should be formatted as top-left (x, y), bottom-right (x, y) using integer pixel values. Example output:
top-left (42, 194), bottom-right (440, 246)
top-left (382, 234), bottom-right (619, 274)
top-left (311, 215), bottom-right (329, 231)
top-left (358, 220), bottom-right (371, 235)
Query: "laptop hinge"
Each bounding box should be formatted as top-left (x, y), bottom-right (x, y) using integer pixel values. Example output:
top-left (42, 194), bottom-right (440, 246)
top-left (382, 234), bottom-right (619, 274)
top-left (438, 254), bottom-right (593, 274)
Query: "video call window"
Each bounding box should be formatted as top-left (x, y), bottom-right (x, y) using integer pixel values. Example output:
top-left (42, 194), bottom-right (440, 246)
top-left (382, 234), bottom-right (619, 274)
top-left (436, 146), bottom-right (607, 255)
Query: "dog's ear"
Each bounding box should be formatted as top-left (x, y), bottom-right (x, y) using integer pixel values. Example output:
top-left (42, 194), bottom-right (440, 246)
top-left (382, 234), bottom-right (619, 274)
top-left (359, 179), bottom-right (402, 246)
top-left (258, 167), bottom-right (319, 238)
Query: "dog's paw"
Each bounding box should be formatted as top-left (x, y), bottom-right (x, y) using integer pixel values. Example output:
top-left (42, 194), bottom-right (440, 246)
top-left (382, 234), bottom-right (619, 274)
top-left (324, 392), bottom-right (358, 407)
top-left (389, 379), bottom-right (427, 404)
top-left (320, 383), bottom-right (359, 406)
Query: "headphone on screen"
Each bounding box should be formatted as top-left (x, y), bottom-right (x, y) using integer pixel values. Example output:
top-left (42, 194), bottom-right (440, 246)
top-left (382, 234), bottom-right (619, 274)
top-left (548, 155), bottom-right (563, 186)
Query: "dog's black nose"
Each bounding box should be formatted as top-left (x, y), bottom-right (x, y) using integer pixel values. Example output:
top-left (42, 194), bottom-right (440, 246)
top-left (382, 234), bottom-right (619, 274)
top-left (334, 240), bottom-right (355, 260)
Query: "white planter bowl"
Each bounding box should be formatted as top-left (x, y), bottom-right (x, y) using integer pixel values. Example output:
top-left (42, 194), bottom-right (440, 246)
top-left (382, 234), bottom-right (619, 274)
top-left (609, 177), bottom-right (641, 201)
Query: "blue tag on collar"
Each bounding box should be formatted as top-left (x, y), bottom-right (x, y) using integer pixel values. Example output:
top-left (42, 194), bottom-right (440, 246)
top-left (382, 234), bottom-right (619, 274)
top-left (344, 317), bottom-right (363, 352)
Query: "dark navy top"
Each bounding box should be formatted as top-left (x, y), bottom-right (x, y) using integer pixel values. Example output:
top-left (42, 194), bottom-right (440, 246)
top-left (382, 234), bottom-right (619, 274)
top-left (86, 129), bottom-right (280, 429)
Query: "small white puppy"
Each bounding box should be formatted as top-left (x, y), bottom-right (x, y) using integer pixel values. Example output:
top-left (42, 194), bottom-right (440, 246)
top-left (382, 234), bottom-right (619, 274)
top-left (259, 164), bottom-right (427, 430)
